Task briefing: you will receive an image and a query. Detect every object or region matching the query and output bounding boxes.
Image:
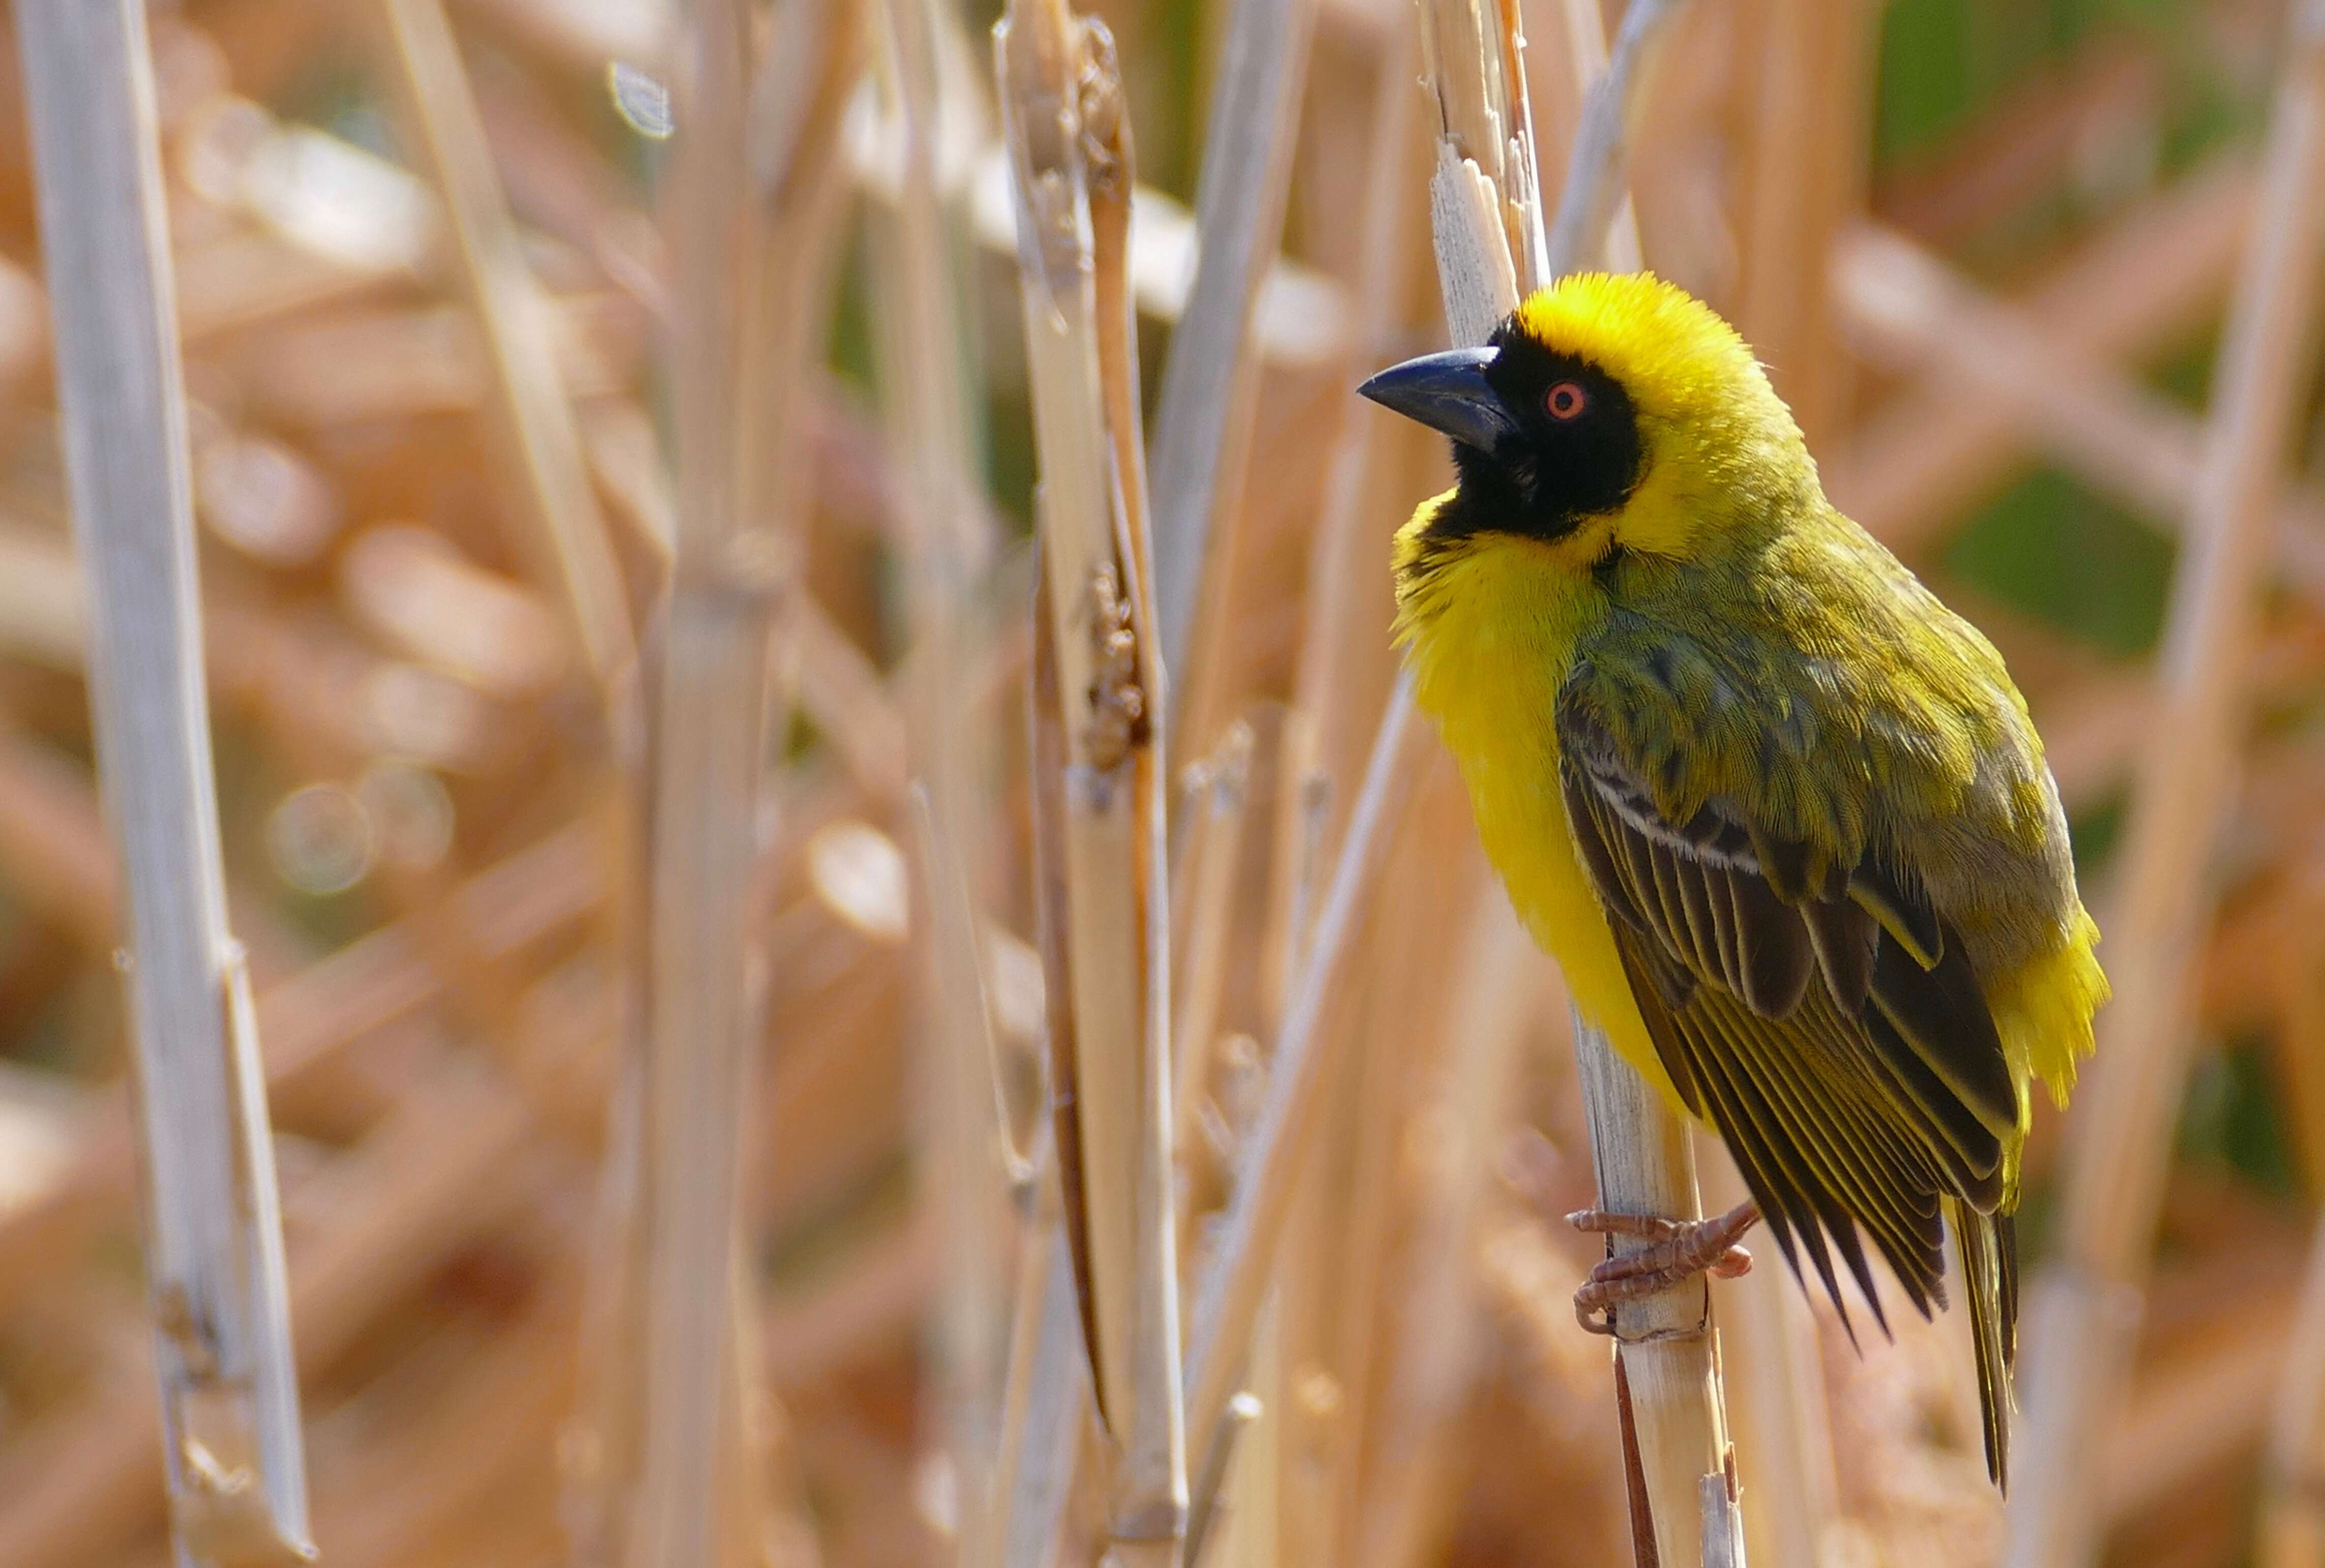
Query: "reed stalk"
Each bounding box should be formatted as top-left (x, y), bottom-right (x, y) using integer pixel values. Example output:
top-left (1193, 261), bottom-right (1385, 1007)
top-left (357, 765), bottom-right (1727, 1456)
top-left (1211, 1313), bottom-right (1280, 1568)
top-left (870, 0), bottom-right (1014, 1554)
top-left (627, 2), bottom-right (766, 1553)
top-left (1146, 0), bottom-right (1320, 690)
top-left (995, 1), bottom-right (1187, 1557)
top-left (903, 780), bottom-right (1017, 1562)
top-left (624, 0), bottom-right (856, 1562)
top-left (1573, 1018), bottom-right (1736, 1568)
top-left (993, 1217), bottom-right (1091, 1568)
top-left (2008, 2), bottom-right (2325, 1559)
top-left (373, 0), bottom-right (636, 706)
top-left (1168, 726), bottom-right (1254, 1183)
top-left (16, 1), bottom-right (312, 1560)
top-left (1698, 1144), bottom-right (1835, 1568)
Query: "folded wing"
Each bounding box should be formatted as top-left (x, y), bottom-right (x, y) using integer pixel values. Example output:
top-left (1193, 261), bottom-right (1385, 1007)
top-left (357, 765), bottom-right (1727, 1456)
top-left (1558, 687), bottom-right (2021, 1480)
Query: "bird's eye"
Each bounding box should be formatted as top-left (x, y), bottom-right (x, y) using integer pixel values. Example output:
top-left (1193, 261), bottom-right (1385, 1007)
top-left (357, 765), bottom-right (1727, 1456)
top-left (1545, 381), bottom-right (1588, 421)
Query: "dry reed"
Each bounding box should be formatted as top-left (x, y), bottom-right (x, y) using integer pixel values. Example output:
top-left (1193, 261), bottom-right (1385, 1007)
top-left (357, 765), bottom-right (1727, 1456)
top-left (622, 0), bottom-right (857, 1561)
top-left (1145, 0), bottom-right (1318, 680)
top-left (16, 1), bottom-right (312, 1560)
top-left (869, 0), bottom-right (1015, 1553)
top-left (995, 0), bottom-right (1186, 1557)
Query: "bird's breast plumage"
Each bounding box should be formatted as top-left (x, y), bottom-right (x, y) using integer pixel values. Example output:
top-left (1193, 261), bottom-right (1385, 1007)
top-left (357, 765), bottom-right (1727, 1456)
top-left (1394, 501), bottom-right (1683, 1103)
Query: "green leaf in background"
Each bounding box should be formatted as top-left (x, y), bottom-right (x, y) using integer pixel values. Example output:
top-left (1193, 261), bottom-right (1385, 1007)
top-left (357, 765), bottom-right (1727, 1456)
top-left (1944, 466), bottom-right (2175, 659)
top-left (2180, 1036), bottom-right (2300, 1202)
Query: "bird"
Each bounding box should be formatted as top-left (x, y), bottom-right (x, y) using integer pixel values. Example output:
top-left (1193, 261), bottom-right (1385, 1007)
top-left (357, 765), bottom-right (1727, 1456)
top-left (1358, 272), bottom-right (2108, 1486)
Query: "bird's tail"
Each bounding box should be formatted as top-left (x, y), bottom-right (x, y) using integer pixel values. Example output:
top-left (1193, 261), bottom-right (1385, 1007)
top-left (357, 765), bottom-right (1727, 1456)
top-left (1949, 1197), bottom-right (2018, 1489)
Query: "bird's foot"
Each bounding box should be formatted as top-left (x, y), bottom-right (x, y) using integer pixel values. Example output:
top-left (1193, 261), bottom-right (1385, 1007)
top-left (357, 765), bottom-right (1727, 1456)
top-left (1566, 1200), bottom-right (1762, 1336)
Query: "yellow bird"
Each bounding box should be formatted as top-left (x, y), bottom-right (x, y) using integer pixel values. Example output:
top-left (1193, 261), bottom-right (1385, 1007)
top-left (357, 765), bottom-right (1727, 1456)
top-left (1360, 273), bottom-right (2107, 1484)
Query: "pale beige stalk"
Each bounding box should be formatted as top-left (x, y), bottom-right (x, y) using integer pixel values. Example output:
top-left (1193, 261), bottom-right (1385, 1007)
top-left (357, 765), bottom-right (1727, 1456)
top-left (373, 0), bottom-right (636, 704)
top-left (1146, 0), bottom-right (1320, 683)
top-left (992, 1202), bottom-right (1091, 1568)
top-left (995, 1), bottom-right (1186, 1557)
top-left (871, 0), bottom-right (1014, 1554)
top-left (624, 1), bottom-right (857, 1563)
top-left (16, 2), bottom-right (312, 1559)
top-left (1169, 727), bottom-right (1255, 1181)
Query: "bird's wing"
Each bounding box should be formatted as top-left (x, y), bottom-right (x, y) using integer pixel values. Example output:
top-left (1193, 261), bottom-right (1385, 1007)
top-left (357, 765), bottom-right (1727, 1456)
top-left (1555, 678), bottom-right (2020, 1339)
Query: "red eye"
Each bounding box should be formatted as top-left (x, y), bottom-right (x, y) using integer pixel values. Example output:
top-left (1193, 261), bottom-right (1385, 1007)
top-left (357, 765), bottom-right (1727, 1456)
top-left (1546, 381), bottom-right (1588, 420)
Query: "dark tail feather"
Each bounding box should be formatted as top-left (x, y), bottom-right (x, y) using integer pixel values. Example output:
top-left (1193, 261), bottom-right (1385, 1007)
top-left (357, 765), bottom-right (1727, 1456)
top-left (1950, 1197), bottom-right (2015, 1488)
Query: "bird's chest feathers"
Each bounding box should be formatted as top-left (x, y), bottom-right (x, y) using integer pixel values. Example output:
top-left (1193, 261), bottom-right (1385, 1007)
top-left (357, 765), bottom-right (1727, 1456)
top-left (1399, 539), bottom-right (1605, 951)
top-left (1397, 533), bottom-right (1674, 1092)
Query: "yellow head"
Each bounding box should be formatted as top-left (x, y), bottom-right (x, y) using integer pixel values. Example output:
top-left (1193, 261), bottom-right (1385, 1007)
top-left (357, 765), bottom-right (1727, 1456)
top-left (1362, 273), bottom-right (1814, 575)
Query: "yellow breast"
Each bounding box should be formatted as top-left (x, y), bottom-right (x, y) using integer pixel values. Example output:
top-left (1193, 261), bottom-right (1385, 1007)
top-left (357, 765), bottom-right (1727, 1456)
top-left (1394, 510), bottom-right (1687, 1110)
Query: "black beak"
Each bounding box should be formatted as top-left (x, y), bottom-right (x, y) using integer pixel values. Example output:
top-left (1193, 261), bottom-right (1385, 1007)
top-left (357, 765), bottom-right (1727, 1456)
top-left (1357, 346), bottom-right (1517, 453)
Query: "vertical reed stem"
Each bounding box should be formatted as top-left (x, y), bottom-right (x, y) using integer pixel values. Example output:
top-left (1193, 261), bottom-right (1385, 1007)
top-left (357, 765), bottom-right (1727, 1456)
top-left (1147, 0), bottom-right (1320, 698)
top-left (18, 2), bottom-right (312, 1560)
top-left (996, 2), bottom-right (1186, 1555)
top-left (871, 0), bottom-right (1012, 1555)
top-left (628, 1), bottom-right (856, 1561)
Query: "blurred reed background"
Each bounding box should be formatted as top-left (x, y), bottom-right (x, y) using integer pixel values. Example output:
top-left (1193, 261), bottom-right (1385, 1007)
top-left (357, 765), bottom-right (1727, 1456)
top-left (0, 0), bottom-right (2320, 1564)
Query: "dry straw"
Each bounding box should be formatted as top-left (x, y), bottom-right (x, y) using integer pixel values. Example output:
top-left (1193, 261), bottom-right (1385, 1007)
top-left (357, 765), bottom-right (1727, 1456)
top-left (8, 0), bottom-right (2318, 1563)
top-left (622, 0), bottom-right (858, 1561)
top-left (16, 0), bottom-right (312, 1560)
top-left (374, 0), bottom-right (635, 705)
top-left (870, 0), bottom-right (1016, 1553)
top-left (1144, 0), bottom-right (1318, 680)
top-left (995, 0), bottom-right (1187, 1559)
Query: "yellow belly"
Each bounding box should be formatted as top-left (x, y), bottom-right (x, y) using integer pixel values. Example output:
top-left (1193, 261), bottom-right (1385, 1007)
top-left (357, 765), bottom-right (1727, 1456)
top-left (1445, 706), bottom-right (1688, 1111)
top-left (1396, 524), bottom-right (1690, 1112)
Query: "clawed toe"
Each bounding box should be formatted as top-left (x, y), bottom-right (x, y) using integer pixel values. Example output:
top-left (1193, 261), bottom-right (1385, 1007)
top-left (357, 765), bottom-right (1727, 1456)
top-left (1566, 1200), bottom-right (1763, 1336)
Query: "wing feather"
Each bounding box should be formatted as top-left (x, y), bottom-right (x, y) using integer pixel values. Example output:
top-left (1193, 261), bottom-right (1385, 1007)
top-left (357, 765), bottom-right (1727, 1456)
top-left (1850, 858), bottom-right (1944, 969)
top-left (1664, 989), bottom-right (1880, 1337)
top-left (1802, 896), bottom-right (1876, 1013)
top-left (1558, 685), bottom-right (2017, 1470)
top-left (1724, 863), bottom-right (1815, 1015)
top-left (1954, 1200), bottom-right (2014, 1486)
top-left (1868, 934), bottom-right (2020, 1137)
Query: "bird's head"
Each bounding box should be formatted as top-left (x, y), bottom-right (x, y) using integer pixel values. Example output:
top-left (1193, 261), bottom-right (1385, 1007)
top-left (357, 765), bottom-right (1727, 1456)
top-left (1361, 273), bottom-right (1811, 569)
